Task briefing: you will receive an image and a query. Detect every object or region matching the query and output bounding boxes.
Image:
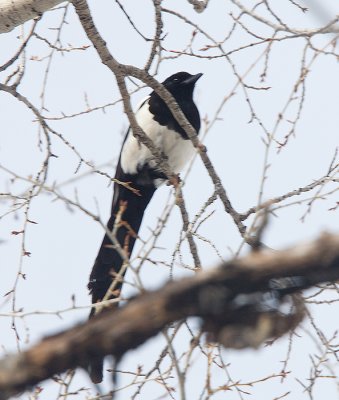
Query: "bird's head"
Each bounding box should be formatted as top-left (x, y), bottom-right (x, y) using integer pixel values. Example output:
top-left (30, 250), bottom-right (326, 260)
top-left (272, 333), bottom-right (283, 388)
top-left (161, 72), bottom-right (203, 99)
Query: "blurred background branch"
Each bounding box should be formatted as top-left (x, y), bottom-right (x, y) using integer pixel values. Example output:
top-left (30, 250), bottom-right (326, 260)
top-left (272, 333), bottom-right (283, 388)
top-left (1, 232), bottom-right (339, 399)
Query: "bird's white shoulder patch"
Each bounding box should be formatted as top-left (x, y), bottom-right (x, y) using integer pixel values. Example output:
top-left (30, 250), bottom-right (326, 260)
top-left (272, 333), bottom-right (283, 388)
top-left (120, 97), bottom-right (195, 176)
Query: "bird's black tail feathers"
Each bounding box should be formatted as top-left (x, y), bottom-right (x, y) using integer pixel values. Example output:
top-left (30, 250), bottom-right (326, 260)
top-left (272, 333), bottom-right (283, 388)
top-left (86, 71), bottom-right (202, 384)
top-left (87, 171), bottom-right (156, 383)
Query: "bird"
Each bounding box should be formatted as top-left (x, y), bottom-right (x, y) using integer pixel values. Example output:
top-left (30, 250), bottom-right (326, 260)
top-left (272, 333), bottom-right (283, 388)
top-left (87, 71), bottom-right (202, 383)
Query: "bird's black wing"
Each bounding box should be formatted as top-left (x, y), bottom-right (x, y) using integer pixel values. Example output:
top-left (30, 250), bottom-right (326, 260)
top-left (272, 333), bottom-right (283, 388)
top-left (87, 72), bottom-right (202, 383)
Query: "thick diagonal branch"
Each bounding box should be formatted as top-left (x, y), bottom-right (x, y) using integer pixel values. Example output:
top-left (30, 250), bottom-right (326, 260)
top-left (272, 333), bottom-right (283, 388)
top-left (1, 233), bottom-right (339, 399)
top-left (0, 0), bottom-right (66, 33)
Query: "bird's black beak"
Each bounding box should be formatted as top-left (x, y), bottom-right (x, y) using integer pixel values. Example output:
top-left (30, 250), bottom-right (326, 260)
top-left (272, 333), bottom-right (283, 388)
top-left (183, 73), bottom-right (203, 85)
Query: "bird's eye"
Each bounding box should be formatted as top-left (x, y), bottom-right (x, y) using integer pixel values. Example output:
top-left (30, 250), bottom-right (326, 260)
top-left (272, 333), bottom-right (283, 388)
top-left (173, 78), bottom-right (179, 82)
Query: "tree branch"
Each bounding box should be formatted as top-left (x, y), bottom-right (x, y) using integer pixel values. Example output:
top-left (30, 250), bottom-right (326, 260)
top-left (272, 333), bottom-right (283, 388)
top-left (72, 0), bottom-right (248, 246)
top-left (1, 232), bottom-right (339, 399)
top-left (0, 0), bottom-right (67, 33)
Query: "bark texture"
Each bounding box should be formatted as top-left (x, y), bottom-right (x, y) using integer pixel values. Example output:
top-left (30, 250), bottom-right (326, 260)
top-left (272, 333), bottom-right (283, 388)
top-left (0, 0), bottom-right (65, 33)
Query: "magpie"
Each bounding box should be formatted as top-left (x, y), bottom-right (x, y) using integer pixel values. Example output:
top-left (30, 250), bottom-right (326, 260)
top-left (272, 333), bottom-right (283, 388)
top-left (87, 71), bottom-right (202, 383)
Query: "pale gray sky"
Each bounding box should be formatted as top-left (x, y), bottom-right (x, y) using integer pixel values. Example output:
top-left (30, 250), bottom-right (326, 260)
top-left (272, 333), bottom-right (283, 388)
top-left (0, 1), bottom-right (339, 399)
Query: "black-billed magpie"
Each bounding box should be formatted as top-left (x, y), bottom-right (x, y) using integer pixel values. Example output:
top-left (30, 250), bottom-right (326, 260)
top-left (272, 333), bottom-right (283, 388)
top-left (88, 71), bottom-right (202, 383)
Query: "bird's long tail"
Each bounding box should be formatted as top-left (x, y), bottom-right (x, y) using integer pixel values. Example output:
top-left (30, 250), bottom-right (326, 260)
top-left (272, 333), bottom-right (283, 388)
top-left (87, 178), bottom-right (156, 383)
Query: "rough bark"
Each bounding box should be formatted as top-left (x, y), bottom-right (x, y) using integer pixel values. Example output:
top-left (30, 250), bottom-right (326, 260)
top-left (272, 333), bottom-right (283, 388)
top-left (0, 233), bottom-right (339, 399)
top-left (0, 0), bottom-right (66, 33)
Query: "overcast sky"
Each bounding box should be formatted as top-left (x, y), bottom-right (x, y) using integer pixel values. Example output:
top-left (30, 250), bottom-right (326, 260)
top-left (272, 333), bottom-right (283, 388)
top-left (1, 1), bottom-right (339, 399)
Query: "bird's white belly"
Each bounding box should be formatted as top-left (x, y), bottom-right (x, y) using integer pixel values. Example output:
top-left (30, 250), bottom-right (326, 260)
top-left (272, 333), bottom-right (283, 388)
top-left (120, 101), bottom-right (195, 176)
